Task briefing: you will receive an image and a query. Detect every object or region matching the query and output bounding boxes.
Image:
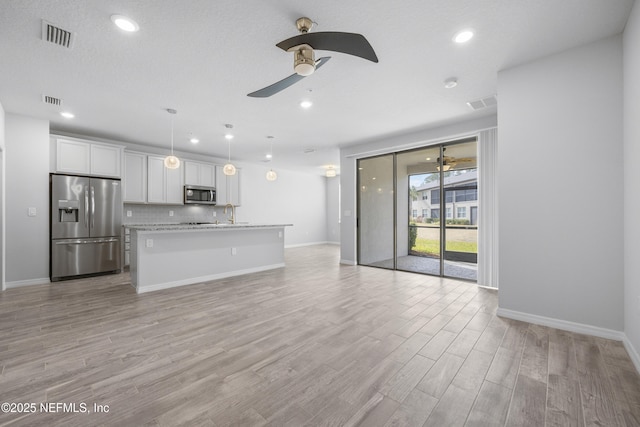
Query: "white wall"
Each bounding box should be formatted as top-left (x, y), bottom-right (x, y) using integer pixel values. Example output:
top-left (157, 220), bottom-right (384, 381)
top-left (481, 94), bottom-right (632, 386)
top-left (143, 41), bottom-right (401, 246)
top-left (325, 176), bottom-right (340, 244)
top-left (0, 100), bottom-right (5, 290)
top-left (239, 166), bottom-right (328, 247)
top-left (5, 114), bottom-right (50, 285)
top-left (497, 35), bottom-right (624, 331)
top-left (624, 1), bottom-right (640, 364)
top-left (339, 115), bottom-right (497, 264)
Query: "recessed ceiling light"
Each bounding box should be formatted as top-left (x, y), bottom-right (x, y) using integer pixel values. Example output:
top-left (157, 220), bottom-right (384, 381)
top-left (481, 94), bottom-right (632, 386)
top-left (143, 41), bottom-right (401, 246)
top-left (266, 153), bottom-right (273, 160)
top-left (224, 134), bottom-right (234, 140)
top-left (453, 30), bottom-right (474, 44)
top-left (300, 100), bottom-right (313, 109)
top-left (60, 111), bottom-right (74, 119)
top-left (444, 78), bottom-right (458, 89)
top-left (111, 15), bottom-right (139, 32)
top-left (190, 138), bottom-right (199, 144)
top-left (426, 157), bottom-right (431, 161)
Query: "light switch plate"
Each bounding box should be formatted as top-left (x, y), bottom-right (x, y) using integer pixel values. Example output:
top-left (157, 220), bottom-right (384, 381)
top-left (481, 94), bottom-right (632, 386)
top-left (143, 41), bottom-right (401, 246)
top-left (126, 210), bottom-right (132, 217)
top-left (28, 207), bottom-right (37, 217)
top-left (169, 210), bottom-right (174, 217)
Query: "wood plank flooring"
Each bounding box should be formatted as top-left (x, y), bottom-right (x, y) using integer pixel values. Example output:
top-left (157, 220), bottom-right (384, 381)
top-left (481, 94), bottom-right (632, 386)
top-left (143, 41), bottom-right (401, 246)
top-left (1, 245), bottom-right (639, 426)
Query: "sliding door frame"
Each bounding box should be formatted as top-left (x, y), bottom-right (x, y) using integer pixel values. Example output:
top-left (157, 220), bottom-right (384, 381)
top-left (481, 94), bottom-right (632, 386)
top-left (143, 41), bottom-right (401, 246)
top-left (357, 137), bottom-right (477, 281)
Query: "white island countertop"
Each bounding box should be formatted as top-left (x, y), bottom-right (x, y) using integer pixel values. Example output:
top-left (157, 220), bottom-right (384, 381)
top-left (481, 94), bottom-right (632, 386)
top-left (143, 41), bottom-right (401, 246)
top-left (128, 223), bottom-right (292, 293)
top-left (127, 223), bottom-right (292, 232)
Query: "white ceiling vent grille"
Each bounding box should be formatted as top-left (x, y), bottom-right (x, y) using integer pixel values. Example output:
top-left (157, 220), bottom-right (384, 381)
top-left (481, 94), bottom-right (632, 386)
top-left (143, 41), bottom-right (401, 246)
top-left (42, 95), bottom-right (63, 106)
top-left (466, 94), bottom-right (497, 111)
top-left (41, 20), bottom-right (75, 49)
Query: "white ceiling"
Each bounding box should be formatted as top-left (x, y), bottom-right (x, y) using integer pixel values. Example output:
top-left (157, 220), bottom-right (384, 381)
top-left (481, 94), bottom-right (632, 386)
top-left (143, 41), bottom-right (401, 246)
top-left (0, 0), bottom-right (634, 175)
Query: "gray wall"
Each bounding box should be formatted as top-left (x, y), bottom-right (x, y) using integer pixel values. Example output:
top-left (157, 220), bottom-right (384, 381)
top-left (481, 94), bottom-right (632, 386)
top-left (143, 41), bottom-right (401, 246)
top-left (624, 0), bottom-right (640, 362)
top-left (497, 35), bottom-right (624, 331)
top-left (5, 114), bottom-right (50, 284)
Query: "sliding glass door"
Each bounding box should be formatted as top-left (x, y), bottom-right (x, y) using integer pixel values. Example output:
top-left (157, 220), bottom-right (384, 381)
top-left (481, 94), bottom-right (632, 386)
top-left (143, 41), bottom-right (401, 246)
top-left (357, 154), bottom-right (395, 269)
top-left (357, 139), bottom-right (478, 281)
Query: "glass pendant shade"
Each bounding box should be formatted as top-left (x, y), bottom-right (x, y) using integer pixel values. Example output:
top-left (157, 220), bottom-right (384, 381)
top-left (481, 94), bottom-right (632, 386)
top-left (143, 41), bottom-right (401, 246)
top-left (164, 155), bottom-right (180, 169)
top-left (266, 169), bottom-right (277, 181)
top-left (223, 163), bottom-right (236, 176)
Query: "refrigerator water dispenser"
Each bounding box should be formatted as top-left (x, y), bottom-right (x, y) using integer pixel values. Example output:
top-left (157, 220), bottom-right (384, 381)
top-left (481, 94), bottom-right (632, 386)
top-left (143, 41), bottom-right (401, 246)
top-left (58, 200), bottom-right (79, 222)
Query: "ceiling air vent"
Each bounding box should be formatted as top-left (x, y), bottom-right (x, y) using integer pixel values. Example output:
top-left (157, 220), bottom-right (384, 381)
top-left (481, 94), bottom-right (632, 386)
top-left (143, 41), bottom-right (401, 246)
top-left (42, 94), bottom-right (63, 107)
top-left (466, 94), bottom-right (497, 111)
top-left (41, 20), bottom-right (75, 49)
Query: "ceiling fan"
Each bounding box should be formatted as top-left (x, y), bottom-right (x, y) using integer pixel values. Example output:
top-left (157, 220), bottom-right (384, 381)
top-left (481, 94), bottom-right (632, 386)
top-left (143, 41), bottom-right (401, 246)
top-left (436, 155), bottom-right (474, 171)
top-left (247, 17), bottom-right (378, 98)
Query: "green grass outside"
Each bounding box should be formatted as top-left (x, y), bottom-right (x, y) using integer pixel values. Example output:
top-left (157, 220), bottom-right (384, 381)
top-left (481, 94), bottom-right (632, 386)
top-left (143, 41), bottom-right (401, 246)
top-left (412, 238), bottom-right (478, 256)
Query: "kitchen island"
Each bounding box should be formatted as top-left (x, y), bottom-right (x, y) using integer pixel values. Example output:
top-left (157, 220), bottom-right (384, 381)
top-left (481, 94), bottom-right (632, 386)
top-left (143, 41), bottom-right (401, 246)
top-left (128, 223), bottom-right (292, 293)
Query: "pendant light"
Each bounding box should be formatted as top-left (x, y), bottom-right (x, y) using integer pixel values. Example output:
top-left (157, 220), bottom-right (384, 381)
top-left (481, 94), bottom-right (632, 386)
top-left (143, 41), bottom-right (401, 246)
top-left (164, 109), bottom-right (180, 169)
top-left (266, 137), bottom-right (277, 181)
top-left (222, 124), bottom-right (236, 176)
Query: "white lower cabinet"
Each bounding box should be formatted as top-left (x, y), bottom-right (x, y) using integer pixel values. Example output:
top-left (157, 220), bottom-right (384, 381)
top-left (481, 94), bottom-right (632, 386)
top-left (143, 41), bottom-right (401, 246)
top-left (147, 156), bottom-right (184, 204)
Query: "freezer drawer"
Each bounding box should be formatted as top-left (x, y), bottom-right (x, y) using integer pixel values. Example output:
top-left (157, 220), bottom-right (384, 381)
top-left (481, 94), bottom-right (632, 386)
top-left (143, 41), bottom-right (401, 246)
top-left (51, 238), bottom-right (121, 280)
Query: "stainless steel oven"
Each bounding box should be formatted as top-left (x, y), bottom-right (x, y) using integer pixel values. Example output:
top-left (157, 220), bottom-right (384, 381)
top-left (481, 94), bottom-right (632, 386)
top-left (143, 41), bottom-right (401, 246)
top-left (184, 185), bottom-right (216, 205)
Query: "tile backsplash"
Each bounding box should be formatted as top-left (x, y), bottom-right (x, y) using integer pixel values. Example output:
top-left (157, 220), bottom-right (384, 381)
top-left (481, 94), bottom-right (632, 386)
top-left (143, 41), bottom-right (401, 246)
top-left (123, 204), bottom-right (231, 225)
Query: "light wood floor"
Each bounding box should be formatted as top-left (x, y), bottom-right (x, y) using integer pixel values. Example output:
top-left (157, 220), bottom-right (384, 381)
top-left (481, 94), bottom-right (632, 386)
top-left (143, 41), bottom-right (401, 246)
top-left (1, 245), bottom-right (639, 426)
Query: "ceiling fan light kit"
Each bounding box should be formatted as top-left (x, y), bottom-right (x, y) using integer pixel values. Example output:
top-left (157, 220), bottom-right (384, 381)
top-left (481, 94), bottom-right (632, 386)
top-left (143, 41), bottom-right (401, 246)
top-left (247, 16), bottom-right (378, 97)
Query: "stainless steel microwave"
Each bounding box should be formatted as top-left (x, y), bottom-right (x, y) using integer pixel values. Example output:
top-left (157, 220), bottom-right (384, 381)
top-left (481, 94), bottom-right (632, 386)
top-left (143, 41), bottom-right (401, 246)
top-left (184, 185), bottom-right (216, 205)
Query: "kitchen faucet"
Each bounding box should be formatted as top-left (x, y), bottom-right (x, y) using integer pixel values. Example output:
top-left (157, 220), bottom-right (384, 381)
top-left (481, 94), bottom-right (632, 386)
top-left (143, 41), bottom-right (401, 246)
top-left (224, 204), bottom-right (235, 224)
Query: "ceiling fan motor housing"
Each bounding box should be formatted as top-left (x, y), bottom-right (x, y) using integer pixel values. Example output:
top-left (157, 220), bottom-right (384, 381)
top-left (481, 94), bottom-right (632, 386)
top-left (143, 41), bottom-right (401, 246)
top-left (294, 48), bottom-right (316, 76)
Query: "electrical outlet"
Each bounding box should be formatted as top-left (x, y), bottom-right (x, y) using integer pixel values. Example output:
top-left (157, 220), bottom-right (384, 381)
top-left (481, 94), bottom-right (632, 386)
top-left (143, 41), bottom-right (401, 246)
top-left (126, 210), bottom-right (132, 217)
top-left (231, 247), bottom-right (237, 255)
top-left (213, 211), bottom-right (217, 217)
top-left (278, 231), bottom-right (283, 238)
top-left (146, 239), bottom-right (153, 248)
top-left (169, 210), bottom-right (174, 217)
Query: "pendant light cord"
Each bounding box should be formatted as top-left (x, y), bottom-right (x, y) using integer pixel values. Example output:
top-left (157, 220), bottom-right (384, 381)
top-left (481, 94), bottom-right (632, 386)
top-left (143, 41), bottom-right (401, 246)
top-left (170, 114), bottom-right (175, 155)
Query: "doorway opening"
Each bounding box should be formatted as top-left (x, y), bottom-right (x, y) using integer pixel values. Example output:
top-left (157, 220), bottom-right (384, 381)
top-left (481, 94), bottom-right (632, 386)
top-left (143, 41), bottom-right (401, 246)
top-left (357, 138), bottom-right (478, 281)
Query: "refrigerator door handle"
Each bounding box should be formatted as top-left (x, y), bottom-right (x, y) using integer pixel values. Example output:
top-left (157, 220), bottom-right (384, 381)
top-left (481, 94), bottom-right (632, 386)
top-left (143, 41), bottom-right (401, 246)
top-left (84, 186), bottom-right (89, 228)
top-left (91, 186), bottom-right (95, 228)
top-left (55, 238), bottom-right (119, 245)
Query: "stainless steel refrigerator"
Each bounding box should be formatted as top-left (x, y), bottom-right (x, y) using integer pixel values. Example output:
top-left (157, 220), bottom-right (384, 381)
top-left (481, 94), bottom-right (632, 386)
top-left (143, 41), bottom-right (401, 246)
top-left (50, 174), bottom-right (122, 281)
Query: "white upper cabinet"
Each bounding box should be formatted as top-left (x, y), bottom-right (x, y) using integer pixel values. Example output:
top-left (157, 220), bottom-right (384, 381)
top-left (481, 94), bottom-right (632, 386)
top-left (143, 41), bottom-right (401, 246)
top-left (55, 137), bottom-right (122, 178)
top-left (123, 151), bottom-right (147, 203)
top-left (184, 161), bottom-right (216, 187)
top-left (91, 144), bottom-right (121, 177)
top-left (147, 155), bottom-right (184, 205)
top-left (215, 166), bottom-right (241, 206)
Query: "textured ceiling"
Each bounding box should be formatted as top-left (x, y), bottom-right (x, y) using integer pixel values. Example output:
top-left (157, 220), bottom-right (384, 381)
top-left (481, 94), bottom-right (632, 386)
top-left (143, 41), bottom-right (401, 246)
top-left (0, 0), bottom-right (634, 174)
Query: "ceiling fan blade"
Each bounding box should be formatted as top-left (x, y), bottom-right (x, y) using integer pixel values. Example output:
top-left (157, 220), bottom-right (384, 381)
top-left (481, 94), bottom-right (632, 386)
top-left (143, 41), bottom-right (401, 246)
top-left (277, 32), bottom-right (378, 63)
top-left (247, 57), bottom-right (330, 98)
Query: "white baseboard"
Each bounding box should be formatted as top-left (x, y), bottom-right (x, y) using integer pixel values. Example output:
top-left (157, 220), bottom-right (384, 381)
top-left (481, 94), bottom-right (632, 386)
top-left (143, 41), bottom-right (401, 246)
top-left (623, 336), bottom-right (640, 374)
top-left (135, 263), bottom-right (285, 294)
top-left (340, 259), bottom-right (357, 266)
top-left (5, 277), bottom-right (50, 289)
top-left (496, 308), bottom-right (626, 341)
top-left (285, 241), bottom-right (332, 248)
